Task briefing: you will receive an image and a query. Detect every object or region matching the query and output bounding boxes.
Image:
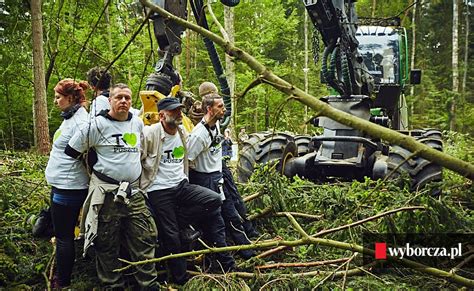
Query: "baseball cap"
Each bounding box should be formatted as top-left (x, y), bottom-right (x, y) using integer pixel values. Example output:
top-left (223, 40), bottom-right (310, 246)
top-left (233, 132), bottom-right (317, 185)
top-left (157, 98), bottom-right (185, 111)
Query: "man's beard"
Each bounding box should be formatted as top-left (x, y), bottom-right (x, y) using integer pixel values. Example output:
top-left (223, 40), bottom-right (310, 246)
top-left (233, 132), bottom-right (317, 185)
top-left (165, 114), bottom-right (182, 127)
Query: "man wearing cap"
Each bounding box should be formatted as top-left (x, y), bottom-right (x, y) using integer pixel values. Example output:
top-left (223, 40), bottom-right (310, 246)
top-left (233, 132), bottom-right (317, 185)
top-left (140, 97), bottom-right (225, 285)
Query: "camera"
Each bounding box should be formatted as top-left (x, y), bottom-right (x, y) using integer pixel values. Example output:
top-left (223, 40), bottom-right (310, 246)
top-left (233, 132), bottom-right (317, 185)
top-left (211, 134), bottom-right (224, 147)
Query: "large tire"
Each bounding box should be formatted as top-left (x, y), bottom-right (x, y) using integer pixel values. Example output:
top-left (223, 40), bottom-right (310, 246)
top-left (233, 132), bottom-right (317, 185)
top-left (294, 134), bottom-right (312, 156)
top-left (237, 132), bottom-right (296, 183)
top-left (386, 129), bottom-right (443, 193)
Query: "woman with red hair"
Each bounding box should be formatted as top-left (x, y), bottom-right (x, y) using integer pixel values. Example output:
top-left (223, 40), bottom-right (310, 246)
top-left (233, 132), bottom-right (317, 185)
top-left (45, 78), bottom-right (90, 288)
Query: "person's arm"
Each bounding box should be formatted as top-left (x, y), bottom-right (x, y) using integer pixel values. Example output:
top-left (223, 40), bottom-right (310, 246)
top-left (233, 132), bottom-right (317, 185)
top-left (187, 129), bottom-right (207, 162)
top-left (140, 125), bottom-right (154, 162)
top-left (65, 122), bottom-right (97, 159)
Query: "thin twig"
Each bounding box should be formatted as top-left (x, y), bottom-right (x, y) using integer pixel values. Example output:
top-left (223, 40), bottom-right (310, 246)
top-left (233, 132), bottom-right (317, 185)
top-left (284, 212), bottom-right (310, 239)
top-left (259, 277), bottom-right (290, 290)
top-left (451, 254), bottom-right (474, 274)
top-left (256, 257), bottom-right (350, 270)
top-left (342, 254), bottom-right (356, 290)
top-left (206, 0), bottom-right (229, 41)
top-left (274, 212), bottom-right (323, 220)
top-left (261, 206), bottom-right (425, 258)
top-left (313, 253), bottom-right (356, 289)
top-left (314, 206), bottom-right (425, 237)
top-left (44, 238), bottom-right (56, 291)
top-left (237, 78), bottom-right (264, 100)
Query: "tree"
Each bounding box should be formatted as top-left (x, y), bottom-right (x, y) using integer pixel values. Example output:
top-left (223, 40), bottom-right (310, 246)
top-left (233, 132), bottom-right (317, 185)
top-left (451, 0), bottom-right (460, 131)
top-left (141, 0), bottom-right (474, 179)
top-left (224, 5), bottom-right (236, 130)
top-left (31, 0), bottom-right (50, 154)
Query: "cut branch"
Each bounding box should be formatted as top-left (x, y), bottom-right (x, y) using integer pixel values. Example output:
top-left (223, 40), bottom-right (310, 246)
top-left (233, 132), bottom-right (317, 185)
top-left (256, 257), bottom-right (350, 270)
top-left (139, 0), bottom-right (474, 180)
top-left (261, 206), bottom-right (425, 258)
top-left (115, 207), bottom-right (474, 286)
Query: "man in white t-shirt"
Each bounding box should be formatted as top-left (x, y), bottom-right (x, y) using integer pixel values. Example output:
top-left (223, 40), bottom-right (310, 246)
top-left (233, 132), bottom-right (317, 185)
top-left (141, 98), bottom-right (232, 284)
top-left (87, 67), bottom-right (141, 118)
top-left (189, 83), bottom-right (255, 260)
top-left (187, 92), bottom-right (244, 270)
top-left (66, 83), bottom-right (158, 289)
top-left (87, 67), bottom-right (112, 118)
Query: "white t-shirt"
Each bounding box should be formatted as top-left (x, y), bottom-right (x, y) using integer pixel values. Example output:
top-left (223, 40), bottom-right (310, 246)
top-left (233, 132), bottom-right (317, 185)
top-left (45, 106), bottom-right (89, 189)
top-left (187, 119), bottom-right (222, 173)
top-left (90, 94), bottom-right (141, 118)
top-left (147, 131), bottom-right (188, 192)
top-left (90, 94), bottom-right (110, 118)
top-left (68, 113), bottom-right (143, 182)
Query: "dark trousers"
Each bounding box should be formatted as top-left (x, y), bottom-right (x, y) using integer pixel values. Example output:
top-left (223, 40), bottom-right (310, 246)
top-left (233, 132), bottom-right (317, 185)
top-left (189, 170), bottom-right (236, 271)
top-left (51, 200), bottom-right (83, 287)
top-left (95, 192), bottom-right (158, 288)
top-left (148, 179), bottom-right (223, 283)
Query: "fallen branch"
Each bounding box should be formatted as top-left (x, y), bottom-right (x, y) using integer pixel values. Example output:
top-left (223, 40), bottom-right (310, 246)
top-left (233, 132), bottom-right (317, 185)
top-left (342, 254), bottom-right (356, 289)
top-left (314, 206), bottom-right (425, 237)
top-left (256, 257), bottom-right (350, 270)
top-left (260, 206), bottom-right (425, 258)
top-left (242, 191), bottom-right (261, 202)
top-left (188, 262), bottom-right (374, 279)
top-left (314, 253), bottom-right (356, 289)
top-left (247, 206), bottom-right (272, 220)
top-left (274, 212), bottom-right (323, 220)
top-left (140, 0), bottom-right (474, 180)
top-left (450, 253), bottom-right (474, 274)
top-left (115, 225), bottom-right (474, 286)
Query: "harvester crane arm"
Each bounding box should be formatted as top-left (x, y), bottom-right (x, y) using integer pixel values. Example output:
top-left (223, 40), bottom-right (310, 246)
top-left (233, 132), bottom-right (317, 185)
top-left (304, 0), bottom-right (373, 97)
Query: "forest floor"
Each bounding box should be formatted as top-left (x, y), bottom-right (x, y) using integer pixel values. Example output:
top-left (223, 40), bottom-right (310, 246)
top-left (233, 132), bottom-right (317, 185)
top-left (0, 131), bottom-right (473, 289)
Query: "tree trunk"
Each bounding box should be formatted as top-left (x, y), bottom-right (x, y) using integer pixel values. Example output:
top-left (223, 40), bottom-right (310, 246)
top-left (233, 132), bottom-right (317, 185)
top-left (371, 0), bottom-right (376, 17)
top-left (451, 0), bottom-right (459, 131)
top-left (31, 0), bottom-right (50, 155)
top-left (304, 10), bottom-right (309, 134)
top-left (5, 84), bottom-right (14, 149)
top-left (461, 4), bottom-right (470, 132)
top-left (140, 0), bottom-right (474, 180)
top-left (224, 6), bottom-right (236, 129)
top-left (409, 0), bottom-right (418, 100)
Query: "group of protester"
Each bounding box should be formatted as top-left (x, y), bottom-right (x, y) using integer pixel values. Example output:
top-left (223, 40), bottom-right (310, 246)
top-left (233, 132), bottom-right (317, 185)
top-left (43, 67), bottom-right (258, 289)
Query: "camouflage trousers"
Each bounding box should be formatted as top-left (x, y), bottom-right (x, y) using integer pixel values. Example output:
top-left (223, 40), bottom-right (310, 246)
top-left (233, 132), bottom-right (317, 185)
top-left (95, 191), bottom-right (158, 289)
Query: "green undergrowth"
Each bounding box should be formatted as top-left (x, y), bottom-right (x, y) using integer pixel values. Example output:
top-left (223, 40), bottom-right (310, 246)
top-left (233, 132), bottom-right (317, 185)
top-left (0, 132), bottom-right (473, 290)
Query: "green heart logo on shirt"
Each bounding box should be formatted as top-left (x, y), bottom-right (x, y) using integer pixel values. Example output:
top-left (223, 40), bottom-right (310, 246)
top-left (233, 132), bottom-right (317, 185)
top-left (53, 130), bottom-right (62, 142)
top-left (173, 146), bottom-right (185, 159)
top-left (123, 133), bottom-right (137, 147)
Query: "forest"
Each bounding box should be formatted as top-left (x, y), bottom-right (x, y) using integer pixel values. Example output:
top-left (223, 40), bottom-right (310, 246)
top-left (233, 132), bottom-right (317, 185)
top-left (0, 0), bottom-right (473, 289)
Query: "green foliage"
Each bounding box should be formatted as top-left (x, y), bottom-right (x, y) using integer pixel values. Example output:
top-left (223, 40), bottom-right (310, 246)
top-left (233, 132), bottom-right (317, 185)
top-left (0, 151), bottom-right (51, 288)
top-left (1, 0), bottom-right (472, 148)
top-left (236, 134), bottom-right (473, 288)
top-left (0, 129), bottom-right (472, 288)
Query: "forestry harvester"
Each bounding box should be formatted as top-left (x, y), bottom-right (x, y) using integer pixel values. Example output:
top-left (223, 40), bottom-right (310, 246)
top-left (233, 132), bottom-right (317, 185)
top-left (140, 0), bottom-right (442, 192)
top-left (237, 0), bottom-right (443, 192)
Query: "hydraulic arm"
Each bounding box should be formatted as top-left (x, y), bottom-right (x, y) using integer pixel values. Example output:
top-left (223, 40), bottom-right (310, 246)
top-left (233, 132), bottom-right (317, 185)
top-left (304, 0), bottom-right (373, 97)
top-left (143, 0), bottom-right (237, 128)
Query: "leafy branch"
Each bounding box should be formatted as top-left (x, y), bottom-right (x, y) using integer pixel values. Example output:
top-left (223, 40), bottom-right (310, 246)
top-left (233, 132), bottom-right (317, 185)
top-left (139, 0), bottom-right (474, 180)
